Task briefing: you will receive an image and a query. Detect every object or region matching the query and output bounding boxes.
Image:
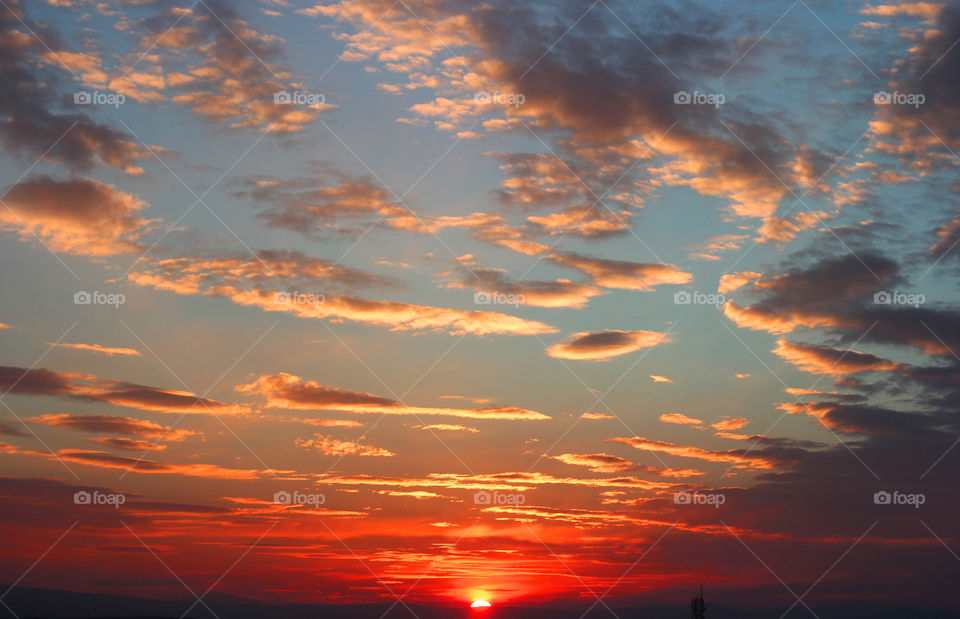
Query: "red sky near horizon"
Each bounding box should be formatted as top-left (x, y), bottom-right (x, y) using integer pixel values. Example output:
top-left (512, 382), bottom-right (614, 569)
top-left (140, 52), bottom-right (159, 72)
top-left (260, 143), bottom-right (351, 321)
top-left (1, 0), bottom-right (960, 614)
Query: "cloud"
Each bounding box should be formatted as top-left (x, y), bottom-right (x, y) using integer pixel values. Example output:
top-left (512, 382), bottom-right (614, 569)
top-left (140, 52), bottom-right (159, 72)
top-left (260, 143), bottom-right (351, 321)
top-left (47, 342), bottom-right (141, 356)
top-left (314, 470), bottom-right (676, 492)
top-left (128, 249), bottom-right (393, 294)
top-left (297, 418), bottom-right (364, 428)
top-left (29, 413), bottom-right (194, 441)
top-left (446, 267), bottom-right (602, 308)
top-left (247, 172), bottom-right (407, 236)
top-left (550, 453), bottom-right (701, 478)
top-left (296, 433), bottom-right (394, 457)
top-left (0, 177), bottom-right (155, 256)
top-left (712, 417), bottom-right (749, 431)
top-left (581, 412), bottom-right (614, 420)
top-left (723, 253), bottom-right (895, 334)
top-left (723, 253), bottom-right (960, 355)
top-left (133, 2), bottom-right (334, 133)
top-left (930, 215), bottom-right (960, 261)
top-left (548, 253), bottom-right (691, 290)
top-left (0, 366), bottom-right (247, 415)
top-left (375, 490), bottom-right (442, 499)
top-left (867, 4), bottom-right (960, 170)
top-left (718, 271), bottom-right (762, 295)
top-left (650, 375), bottom-right (674, 383)
top-left (415, 424), bottom-right (479, 433)
top-left (688, 234), bottom-right (747, 261)
top-left (756, 211), bottom-right (827, 244)
top-left (610, 436), bottom-right (775, 469)
top-left (325, 0), bottom-right (833, 221)
top-left (860, 3), bottom-right (943, 19)
top-left (130, 253), bottom-right (557, 336)
top-left (0, 7), bottom-right (154, 173)
top-left (546, 330), bottom-right (670, 361)
top-left (91, 437), bottom-right (166, 451)
top-left (484, 152), bottom-right (642, 238)
top-left (54, 449), bottom-right (275, 479)
top-left (237, 373), bottom-right (551, 420)
top-left (773, 339), bottom-right (902, 376)
top-left (0, 421), bottom-right (26, 437)
top-left (659, 413), bottom-right (702, 426)
top-left (551, 452), bottom-right (635, 473)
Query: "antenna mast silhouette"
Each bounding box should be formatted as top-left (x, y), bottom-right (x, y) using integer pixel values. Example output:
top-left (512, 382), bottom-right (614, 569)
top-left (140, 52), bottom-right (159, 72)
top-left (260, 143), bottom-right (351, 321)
top-left (691, 584), bottom-right (705, 619)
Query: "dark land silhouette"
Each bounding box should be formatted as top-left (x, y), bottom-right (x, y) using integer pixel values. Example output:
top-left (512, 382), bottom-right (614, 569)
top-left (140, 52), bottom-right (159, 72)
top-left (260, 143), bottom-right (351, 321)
top-left (3, 586), bottom-right (960, 619)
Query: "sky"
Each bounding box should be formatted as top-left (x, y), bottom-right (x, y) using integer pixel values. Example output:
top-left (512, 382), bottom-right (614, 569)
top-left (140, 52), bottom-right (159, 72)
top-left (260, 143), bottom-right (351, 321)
top-left (1, 0), bottom-right (960, 613)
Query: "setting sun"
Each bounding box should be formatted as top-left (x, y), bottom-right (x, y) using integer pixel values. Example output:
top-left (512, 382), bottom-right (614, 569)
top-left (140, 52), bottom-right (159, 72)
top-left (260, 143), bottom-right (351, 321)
top-left (471, 600), bottom-right (492, 610)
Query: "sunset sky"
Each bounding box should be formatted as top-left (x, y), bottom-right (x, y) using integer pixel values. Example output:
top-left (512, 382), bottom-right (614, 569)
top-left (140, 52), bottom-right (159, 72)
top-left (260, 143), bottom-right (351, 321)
top-left (1, 0), bottom-right (960, 613)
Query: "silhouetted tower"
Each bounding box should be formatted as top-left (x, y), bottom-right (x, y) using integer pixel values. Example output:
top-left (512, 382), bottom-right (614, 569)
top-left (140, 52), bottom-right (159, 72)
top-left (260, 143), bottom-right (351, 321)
top-left (691, 584), bottom-right (705, 619)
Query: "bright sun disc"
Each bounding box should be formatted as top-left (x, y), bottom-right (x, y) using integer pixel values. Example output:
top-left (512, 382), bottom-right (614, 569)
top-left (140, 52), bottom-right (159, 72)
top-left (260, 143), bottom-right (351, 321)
top-left (471, 600), bottom-right (491, 609)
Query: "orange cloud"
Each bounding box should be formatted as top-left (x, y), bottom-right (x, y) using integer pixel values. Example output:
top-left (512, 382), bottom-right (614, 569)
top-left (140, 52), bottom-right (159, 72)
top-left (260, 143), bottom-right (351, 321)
top-left (48, 342), bottom-right (141, 357)
top-left (30, 414), bottom-right (194, 441)
top-left (237, 373), bottom-right (551, 421)
top-left (551, 453), bottom-right (635, 473)
top-left (446, 267), bottom-right (603, 309)
top-left (688, 234), bottom-right (747, 261)
top-left (581, 412), bottom-right (614, 420)
top-left (773, 339), bottom-right (902, 376)
top-left (0, 177), bottom-right (156, 256)
top-left (0, 365), bottom-right (247, 416)
top-left (91, 437), bottom-right (166, 451)
top-left (130, 255), bottom-right (556, 337)
top-left (546, 330), bottom-right (670, 361)
top-left (314, 470), bottom-right (676, 492)
top-left (660, 413), bottom-right (702, 426)
top-left (251, 174), bottom-right (408, 235)
top-left (296, 434), bottom-right (394, 457)
top-left (548, 253), bottom-right (692, 290)
top-left (757, 211), bottom-right (828, 244)
top-left (416, 424), bottom-right (479, 433)
top-left (723, 301), bottom-right (842, 334)
top-left (610, 436), bottom-right (774, 469)
top-left (711, 417), bottom-right (749, 431)
top-left (54, 450), bottom-right (278, 479)
top-left (860, 3), bottom-right (943, 18)
top-left (718, 271), bottom-right (762, 295)
top-left (143, 4), bottom-right (334, 133)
